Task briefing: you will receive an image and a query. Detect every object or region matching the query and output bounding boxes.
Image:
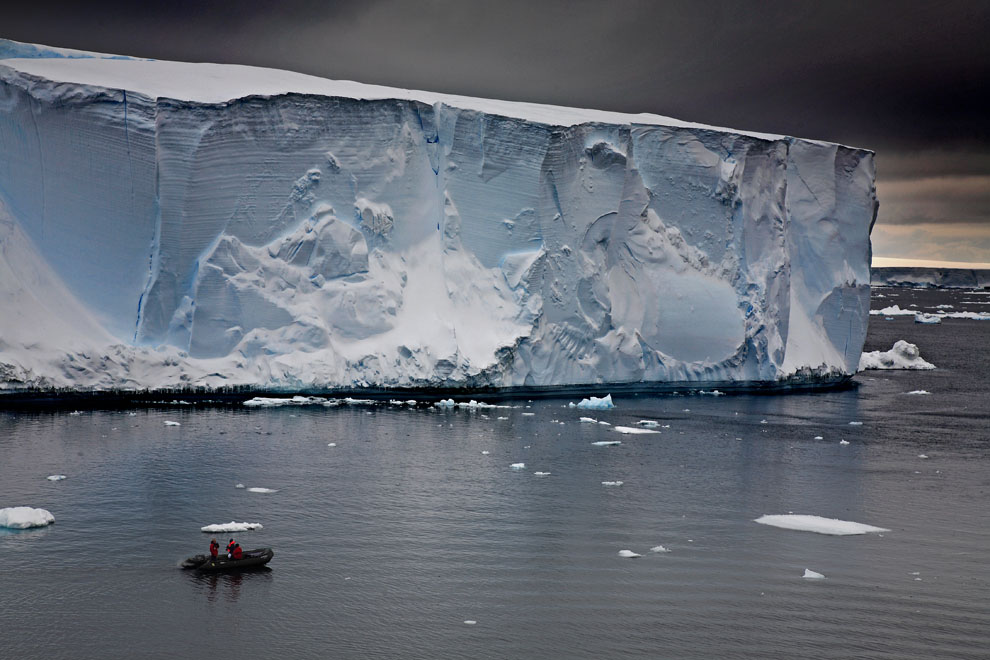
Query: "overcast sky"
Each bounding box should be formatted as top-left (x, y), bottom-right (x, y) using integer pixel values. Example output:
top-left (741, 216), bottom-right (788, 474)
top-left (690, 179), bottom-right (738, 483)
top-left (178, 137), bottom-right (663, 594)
top-left (5, 0), bottom-right (989, 265)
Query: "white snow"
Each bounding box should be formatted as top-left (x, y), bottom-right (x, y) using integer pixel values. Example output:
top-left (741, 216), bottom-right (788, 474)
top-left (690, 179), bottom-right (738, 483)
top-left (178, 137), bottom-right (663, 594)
top-left (592, 440), bottom-right (622, 446)
top-left (246, 487), bottom-right (278, 494)
top-left (802, 569), bottom-right (826, 579)
top-left (754, 514), bottom-right (889, 535)
top-left (46, 474), bottom-right (67, 481)
top-left (200, 521), bottom-right (263, 533)
top-left (0, 40), bottom-right (876, 394)
top-left (575, 395), bottom-right (615, 410)
top-left (618, 550), bottom-right (641, 558)
top-left (859, 340), bottom-right (936, 371)
top-left (0, 506), bottom-right (55, 529)
top-left (613, 426), bottom-right (660, 434)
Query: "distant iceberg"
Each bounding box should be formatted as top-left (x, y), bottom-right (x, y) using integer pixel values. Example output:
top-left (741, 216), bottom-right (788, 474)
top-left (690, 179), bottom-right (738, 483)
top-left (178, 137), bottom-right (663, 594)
top-left (573, 395), bottom-right (615, 410)
top-left (754, 514), bottom-right (888, 535)
top-left (0, 506), bottom-right (55, 529)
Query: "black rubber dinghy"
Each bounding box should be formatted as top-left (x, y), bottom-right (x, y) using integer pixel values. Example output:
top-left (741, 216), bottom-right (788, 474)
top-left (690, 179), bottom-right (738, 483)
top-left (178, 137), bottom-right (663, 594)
top-left (182, 548), bottom-right (274, 572)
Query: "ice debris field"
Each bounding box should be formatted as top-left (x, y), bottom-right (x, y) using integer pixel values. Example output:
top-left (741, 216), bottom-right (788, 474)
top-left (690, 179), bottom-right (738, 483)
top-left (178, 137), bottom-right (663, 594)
top-left (0, 39), bottom-right (877, 394)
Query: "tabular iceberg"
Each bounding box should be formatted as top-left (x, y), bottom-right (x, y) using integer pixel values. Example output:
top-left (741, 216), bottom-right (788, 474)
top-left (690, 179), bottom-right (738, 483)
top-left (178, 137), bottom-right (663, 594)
top-left (0, 40), bottom-right (877, 394)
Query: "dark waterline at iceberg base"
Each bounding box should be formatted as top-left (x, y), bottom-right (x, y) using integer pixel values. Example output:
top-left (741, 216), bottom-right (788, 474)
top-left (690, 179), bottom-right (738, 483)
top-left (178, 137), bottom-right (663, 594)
top-left (1, 287), bottom-right (988, 660)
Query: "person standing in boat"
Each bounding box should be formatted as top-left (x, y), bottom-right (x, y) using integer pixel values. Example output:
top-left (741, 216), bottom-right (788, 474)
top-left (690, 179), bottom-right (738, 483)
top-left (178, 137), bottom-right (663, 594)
top-left (210, 538), bottom-right (220, 559)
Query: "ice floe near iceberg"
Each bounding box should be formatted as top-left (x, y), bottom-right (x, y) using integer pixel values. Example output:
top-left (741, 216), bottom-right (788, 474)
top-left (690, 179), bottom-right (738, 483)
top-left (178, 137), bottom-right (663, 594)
top-left (571, 395), bottom-right (614, 410)
top-left (46, 474), bottom-right (67, 481)
top-left (579, 417), bottom-right (598, 424)
top-left (914, 312), bottom-right (941, 324)
top-left (802, 569), bottom-right (826, 579)
top-left (636, 420), bottom-right (660, 427)
top-left (592, 440), bottom-right (621, 446)
top-left (614, 426), bottom-right (660, 434)
top-left (859, 340), bottom-right (935, 371)
top-left (201, 521), bottom-right (263, 533)
top-left (618, 550), bottom-right (641, 558)
top-left (247, 487), bottom-right (278, 493)
top-left (235, 483), bottom-right (245, 489)
top-left (0, 506), bottom-right (55, 529)
top-left (869, 305), bottom-right (915, 316)
top-left (754, 514), bottom-right (889, 535)
top-left (244, 395), bottom-right (329, 407)
top-left (650, 545), bottom-right (671, 553)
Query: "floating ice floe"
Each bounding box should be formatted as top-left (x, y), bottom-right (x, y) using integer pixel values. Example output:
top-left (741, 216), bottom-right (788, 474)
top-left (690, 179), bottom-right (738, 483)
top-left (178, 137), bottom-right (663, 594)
top-left (244, 395), bottom-right (328, 407)
top-left (754, 514), bottom-right (889, 535)
top-left (46, 474), bottom-right (67, 481)
top-left (592, 440), bottom-right (621, 446)
top-left (613, 426), bottom-right (660, 435)
top-left (579, 417), bottom-right (598, 424)
top-left (601, 481), bottom-right (624, 486)
top-left (481, 450), bottom-right (490, 455)
top-left (510, 463), bottom-right (526, 469)
top-left (869, 305), bottom-right (915, 316)
top-left (533, 471), bottom-right (551, 476)
top-left (571, 395), bottom-right (614, 410)
top-left (636, 420), bottom-right (660, 427)
top-left (327, 442), bottom-right (337, 447)
top-left (521, 412), bottom-right (535, 416)
top-left (435, 399), bottom-right (455, 408)
top-left (848, 421), bottom-right (863, 426)
top-left (914, 312), bottom-right (942, 324)
top-left (497, 416), bottom-right (508, 420)
top-left (0, 506), bottom-right (55, 529)
top-left (918, 454), bottom-right (929, 459)
top-left (463, 620), bottom-right (477, 625)
top-left (698, 390), bottom-right (724, 396)
top-left (235, 483), bottom-right (245, 489)
top-left (68, 411), bottom-right (82, 416)
top-left (650, 545), bottom-right (671, 553)
top-left (618, 550), bottom-right (641, 558)
top-left (201, 521), bottom-right (263, 533)
top-left (802, 569), bottom-right (826, 579)
top-left (859, 340), bottom-right (936, 370)
top-left (247, 487), bottom-right (278, 494)
top-left (839, 440), bottom-right (850, 445)
top-left (906, 390), bottom-right (931, 395)
top-left (814, 436), bottom-right (824, 440)
top-left (164, 421), bottom-right (181, 426)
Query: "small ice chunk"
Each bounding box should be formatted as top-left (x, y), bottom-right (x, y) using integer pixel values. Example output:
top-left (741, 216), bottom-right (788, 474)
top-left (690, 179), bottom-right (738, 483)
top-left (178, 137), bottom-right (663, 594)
top-left (598, 421), bottom-right (611, 426)
top-left (68, 411), bottom-right (82, 416)
top-left (579, 417), bottom-right (598, 424)
top-left (481, 450), bottom-right (490, 455)
top-left (814, 436), bottom-right (824, 440)
top-left (235, 483), bottom-right (245, 489)
top-left (906, 390), bottom-right (931, 395)
top-left (510, 463), bottom-right (526, 469)
top-left (46, 474), bottom-right (67, 481)
top-left (918, 454), bottom-right (929, 459)
top-left (200, 521), bottom-right (263, 533)
top-left (802, 569), bottom-right (826, 579)
top-left (848, 421), bottom-right (863, 426)
top-left (497, 416), bottom-right (508, 420)
top-left (435, 399), bottom-right (456, 408)
top-left (0, 506), bottom-right (55, 529)
top-left (760, 419), bottom-right (767, 424)
top-left (575, 395), bottom-right (614, 410)
top-left (164, 421), bottom-right (181, 426)
top-left (534, 471), bottom-right (551, 476)
top-left (601, 480), bottom-right (624, 486)
top-left (463, 620), bottom-right (477, 625)
top-left (618, 550), bottom-right (641, 558)
top-left (859, 340), bottom-right (936, 370)
top-left (247, 487), bottom-right (278, 493)
top-left (754, 514), bottom-right (889, 535)
top-left (592, 440), bottom-right (621, 446)
top-left (636, 420), bottom-right (660, 427)
top-left (614, 426), bottom-right (659, 434)
top-left (650, 545), bottom-right (671, 553)
top-left (839, 440), bottom-right (850, 445)
top-left (521, 412), bottom-right (535, 416)
top-left (914, 312), bottom-right (942, 324)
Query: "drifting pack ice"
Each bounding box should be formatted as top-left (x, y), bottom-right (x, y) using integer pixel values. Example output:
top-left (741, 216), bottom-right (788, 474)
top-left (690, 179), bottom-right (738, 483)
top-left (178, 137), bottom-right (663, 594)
top-left (0, 40), bottom-right (877, 393)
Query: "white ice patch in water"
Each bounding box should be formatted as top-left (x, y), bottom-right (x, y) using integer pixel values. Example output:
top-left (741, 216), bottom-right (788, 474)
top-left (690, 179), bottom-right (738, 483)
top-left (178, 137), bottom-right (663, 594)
top-left (848, 421), bottom-right (863, 426)
top-left (244, 395), bottom-right (328, 407)
top-left (201, 521), bottom-right (263, 533)
top-left (46, 474), bottom-right (67, 481)
top-left (906, 390), bottom-right (931, 395)
top-left (579, 417), bottom-right (598, 424)
top-left (636, 420), bottom-right (660, 427)
top-left (754, 514), bottom-right (889, 535)
top-left (650, 545), bottom-right (671, 553)
top-left (572, 395), bottom-right (614, 410)
top-left (618, 550), bottom-right (641, 558)
top-left (814, 435), bottom-right (824, 440)
top-left (164, 420), bottom-right (180, 426)
top-left (327, 442), bottom-right (337, 447)
top-left (0, 506), bottom-right (55, 529)
top-left (601, 481), bottom-right (624, 486)
top-left (521, 412), bottom-right (535, 416)
top-left (247, 487), bottom-right (278, 493)
top-left (463, 620), bottom-right (477, 625)
top-left (481, 450), bottom-right (490, 455)
top-left (510, 463), bottom-right (525, 469)
top-left (914, 312), bottom-right (942, 324)
top-left (802, 569), bottom-right (826, 579)
top-left (435, 399), bottom-right (455, 408)
top-left (533, 471), bottom-right (551, 476)
top-left (839, 440), bottom-right (850, 445)
top-left (592, 440), bottom-right (621, 446)
top-left (859, 340), bottom-right (935, 370)
top-left (869, 305), bottom-right (915, 316)
top-left (614, 426), bottom-right (660, 434)
top-left (918, 454), bottom-right (929, 459)
top-left (235, 483), bottom-right (245, 488)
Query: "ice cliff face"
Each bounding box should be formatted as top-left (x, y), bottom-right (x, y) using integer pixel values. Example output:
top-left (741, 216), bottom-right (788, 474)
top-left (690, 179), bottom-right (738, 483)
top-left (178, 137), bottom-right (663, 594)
top-left (0, 40), bottom-right (877, 392)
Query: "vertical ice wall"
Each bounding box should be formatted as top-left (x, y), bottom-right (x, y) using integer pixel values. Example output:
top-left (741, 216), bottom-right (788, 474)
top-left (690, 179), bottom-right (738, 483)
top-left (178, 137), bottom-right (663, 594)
top-left (0, 47), bottom-right (877, 391)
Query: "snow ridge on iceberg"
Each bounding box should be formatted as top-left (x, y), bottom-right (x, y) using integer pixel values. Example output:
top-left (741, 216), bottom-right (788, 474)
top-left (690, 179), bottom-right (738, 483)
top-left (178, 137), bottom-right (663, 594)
top-left (0, 40), bottom-right (877, 394)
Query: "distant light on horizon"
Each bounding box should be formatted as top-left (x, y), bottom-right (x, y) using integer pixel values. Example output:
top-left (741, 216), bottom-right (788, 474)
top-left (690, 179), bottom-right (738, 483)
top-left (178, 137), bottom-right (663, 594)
top-left (871, 256), bottom-right (990, 270)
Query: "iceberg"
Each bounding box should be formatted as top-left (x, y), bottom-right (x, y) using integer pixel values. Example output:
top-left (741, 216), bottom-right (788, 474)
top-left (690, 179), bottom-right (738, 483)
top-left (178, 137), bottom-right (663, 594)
top-left (0, 506), bottom-right (55, 529)
top-left (754, 514), bottom-right (888, 535)
top-left (575, 395), bottom-right (615, 410)
top-left (0, 40), bottom-right (877, 394)
top-left (802, 569), bottom-right (826, 579)
top-left (859, 340), bottom-right (935, 371)
top-left (618, 550), bottom-right (641, 558)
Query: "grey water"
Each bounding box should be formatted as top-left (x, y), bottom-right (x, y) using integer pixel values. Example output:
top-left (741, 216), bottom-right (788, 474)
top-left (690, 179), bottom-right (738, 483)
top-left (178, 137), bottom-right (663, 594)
top-left (2, 287), bottom-right (988, 659)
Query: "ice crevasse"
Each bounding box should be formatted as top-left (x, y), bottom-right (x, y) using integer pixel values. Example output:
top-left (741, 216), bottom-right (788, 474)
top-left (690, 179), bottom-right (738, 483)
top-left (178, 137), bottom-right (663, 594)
top-left (0, 40), bottom-right (877, 392)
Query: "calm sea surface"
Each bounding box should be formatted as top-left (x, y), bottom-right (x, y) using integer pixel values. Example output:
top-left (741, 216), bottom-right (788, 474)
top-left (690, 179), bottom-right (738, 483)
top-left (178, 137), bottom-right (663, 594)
top-left (2, 287), bottom-right (988, 659)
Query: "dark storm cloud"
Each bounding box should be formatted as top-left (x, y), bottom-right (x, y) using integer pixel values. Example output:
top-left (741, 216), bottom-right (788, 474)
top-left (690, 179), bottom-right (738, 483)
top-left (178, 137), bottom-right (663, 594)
top-left (4, 0), bottom-right (990, 260)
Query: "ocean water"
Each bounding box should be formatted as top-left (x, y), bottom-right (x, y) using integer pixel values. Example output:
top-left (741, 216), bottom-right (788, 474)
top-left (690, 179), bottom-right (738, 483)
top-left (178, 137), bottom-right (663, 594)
top-left (1, 287), bottom-right (988, 659)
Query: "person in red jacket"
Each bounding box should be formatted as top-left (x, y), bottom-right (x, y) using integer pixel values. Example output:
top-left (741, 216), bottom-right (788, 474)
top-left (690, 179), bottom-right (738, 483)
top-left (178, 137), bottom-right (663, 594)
top-left (230, 543), bottom-right (243, 560)
top-left (210, 539), bottom-right (220, 558)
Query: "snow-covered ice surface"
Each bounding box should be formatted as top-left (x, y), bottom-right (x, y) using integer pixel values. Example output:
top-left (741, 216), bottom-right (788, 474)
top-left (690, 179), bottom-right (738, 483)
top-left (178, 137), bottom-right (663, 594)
top-left (859, 341), bottom-right (936, 371)
top-left (246, 487), bottom-right (278, 494)
top-left (618, 550), bottom-right (641, 558)
top-left (46, 474), bottom-right (67, 481)
top-left (613, 426), bottom-right (660, 434)
top-left (802, 569), bottom-right (826, 579)
top-left (0, 39), bottom-right (876, 394)
top-left (754, 515), bottom-right (889, 535)
top-left (0, 506), bottom-right (55, 528)
top-left (200, 521), bottom-right (264, 533)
